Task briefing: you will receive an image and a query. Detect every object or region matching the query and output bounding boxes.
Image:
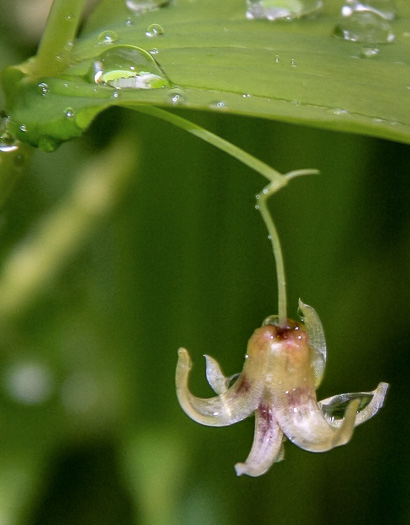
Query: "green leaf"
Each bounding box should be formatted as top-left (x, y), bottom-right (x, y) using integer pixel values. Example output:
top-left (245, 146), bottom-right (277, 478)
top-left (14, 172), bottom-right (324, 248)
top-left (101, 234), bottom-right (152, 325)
top-left (2, 0), bottom-right (410, 150)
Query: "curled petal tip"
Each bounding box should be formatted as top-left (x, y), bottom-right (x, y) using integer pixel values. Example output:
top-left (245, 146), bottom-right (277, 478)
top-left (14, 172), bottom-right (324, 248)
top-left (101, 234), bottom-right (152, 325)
top-left (176, 347), bottom-right (260, 427)
top-left (234, 462), bottom-right (248, 477)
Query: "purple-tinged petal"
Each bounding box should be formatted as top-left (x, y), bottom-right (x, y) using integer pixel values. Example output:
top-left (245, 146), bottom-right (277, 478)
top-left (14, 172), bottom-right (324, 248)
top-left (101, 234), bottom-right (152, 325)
top-left (235, 394), bottom-right (284, 477)
top-left (176, 348), bottom-right (263, 427)
top-left (319, 382), bottom-right (389, 428)
top-left (274, 390), bottom-right (360, 452)
top-left (256, 320), bottom-right (360, 451)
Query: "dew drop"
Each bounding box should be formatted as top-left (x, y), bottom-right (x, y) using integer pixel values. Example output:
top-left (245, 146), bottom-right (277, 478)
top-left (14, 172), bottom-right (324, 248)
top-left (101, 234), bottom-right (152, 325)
top-left (126, 16), bottom-right (133, 26)
top-left (210, 100), bottom-right (227, 110)
top-left (90, 45), bottom-right (169, 89)
top-left (167, 88), bottom-right (186, 105)
top-left (291, 58), bottom-right (296, 67)
top-left (38, 82), bottom-right (49, 96)
top-left (145, 23), bottom-right (164, 37)
top-left (334, 1), bottom-right (396, 44)
top-left (0, 124), bottom-right (19, 153)
top-left (64, 107), bottom-right (75, 119)
top-left (341, 0), bottom-right (396, 21)
top-left (0, 143), bottom-right (18, 153)
top-left (360, 46), bottom-right (380, 57)
top-left (149, 48), bottom-right (159, 55)
top-left (97, 30), bottom-right (119, 44)
top-left (19, 124), bottom-right (27, 133)
top-left (126, 0), bottom-right (170, 14)
top-left (246, 0), bottom-right (323, 21)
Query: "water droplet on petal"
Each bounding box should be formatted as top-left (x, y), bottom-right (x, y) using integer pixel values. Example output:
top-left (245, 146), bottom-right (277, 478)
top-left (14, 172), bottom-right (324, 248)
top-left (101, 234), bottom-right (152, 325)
top-left (90, 45), bottom-right (169, 89)
top-left (246, 0), bottom-right (323, 21)
top-left (167, 87), bottom-right (186, 105)
top-left (97, 30), bottom-right (119, 44)
top-left (145, 23), bottom-right (164, 37)
top-left (38, 82), bottom-right (49, 96)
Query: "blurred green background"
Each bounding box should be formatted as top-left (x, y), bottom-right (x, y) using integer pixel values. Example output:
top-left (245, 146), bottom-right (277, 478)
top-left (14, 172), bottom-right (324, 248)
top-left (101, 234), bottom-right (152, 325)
top-left (1, 2), bottom-right (409, 525)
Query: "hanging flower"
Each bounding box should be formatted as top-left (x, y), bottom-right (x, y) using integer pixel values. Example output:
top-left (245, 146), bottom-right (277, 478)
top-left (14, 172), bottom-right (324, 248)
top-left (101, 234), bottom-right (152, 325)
top-left (176, 300), bottom-right (388, 477)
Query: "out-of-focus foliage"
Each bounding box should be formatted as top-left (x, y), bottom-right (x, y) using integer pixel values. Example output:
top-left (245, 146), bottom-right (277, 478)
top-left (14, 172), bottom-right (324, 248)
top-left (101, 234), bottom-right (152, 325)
top-left (0, 2), bottom-right (409, 525)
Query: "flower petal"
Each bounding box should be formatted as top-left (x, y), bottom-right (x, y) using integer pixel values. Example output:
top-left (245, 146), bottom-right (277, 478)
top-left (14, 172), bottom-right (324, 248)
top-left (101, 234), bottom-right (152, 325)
top-left (204, 354), bottom-right (231, 394)
top-left (318, 382), bottom-right (389, 428)
top-left (235, 394), bottom-right (284, 477)
top-left (176, 348), bottom-right (262, 427)
top-left (298, 300), bottom-right (327, 387)
top-left (274, 391), bottom-right (360, 452)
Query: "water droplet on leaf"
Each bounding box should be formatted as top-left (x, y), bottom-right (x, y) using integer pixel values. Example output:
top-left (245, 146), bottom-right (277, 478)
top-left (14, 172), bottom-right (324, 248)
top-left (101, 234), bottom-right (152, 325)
top-left (126, 0), bottom-right (170, 14)
top-left (360, 46), bottom-right (380, 57)
top-left (246, 0), bottom-right (323, 20)
top-left (97, 30), bottom-right (119, 44)
top-left (19, 125), bottom-right (27, 133)
top-left (38, 82), bottom-right (49, 96)
top-left (167, 88), bottom-right (186, 105)
top-left (90, 45), bottom-right (169, 89)
top-left (145, 23), bottom-right (164, 37)
top-left (335, 1), bottom-right (395, 43)
top-left (64, 107), bottom-right (75, 119)
top-left (341, 0), bottom-right (396, 21)
top-left (210, 100), bottom-right (227, 110)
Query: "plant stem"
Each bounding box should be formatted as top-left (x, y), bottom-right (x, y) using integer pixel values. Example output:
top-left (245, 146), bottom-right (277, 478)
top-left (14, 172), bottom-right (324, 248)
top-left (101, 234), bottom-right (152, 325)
top-left (129, 105), bottom-right (284, 185)
top-left (33, 0), bottom-right (86, 77)
top-left (131, 105), bottom-right (318, 323)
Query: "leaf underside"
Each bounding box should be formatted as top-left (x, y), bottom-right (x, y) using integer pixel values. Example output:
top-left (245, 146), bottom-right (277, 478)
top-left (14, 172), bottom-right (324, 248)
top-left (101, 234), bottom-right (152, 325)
top-left (2, 0), bottom-right (410, 149)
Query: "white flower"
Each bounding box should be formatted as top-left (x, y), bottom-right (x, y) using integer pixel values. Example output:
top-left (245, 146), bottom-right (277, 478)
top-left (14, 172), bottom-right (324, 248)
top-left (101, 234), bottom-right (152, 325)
top-left (176, 300), bottom-right (388, 477)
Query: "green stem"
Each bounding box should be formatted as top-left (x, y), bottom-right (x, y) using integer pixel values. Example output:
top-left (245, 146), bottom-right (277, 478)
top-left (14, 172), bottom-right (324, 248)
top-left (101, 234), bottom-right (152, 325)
top-left (33, 0), bottom-right (86, 76)
top-left (130, 105), bottom-right (318, 323)
top-left (257, 170), bottom-right (319, 326)
top-left (128, 105), bottom-right (284, 184)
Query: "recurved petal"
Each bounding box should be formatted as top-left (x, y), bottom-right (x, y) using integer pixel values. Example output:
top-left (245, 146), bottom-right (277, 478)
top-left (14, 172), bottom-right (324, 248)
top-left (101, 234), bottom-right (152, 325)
top-left (235, 394), bottom-right (284, 477)
top-left (318, 382), bottom-right (389, 428)
top-left (273, 389), bottom-right (360, 452)
top-left (298, 300), bottom-right (327, 387)
top-left (204, 354), bottom-right (230, 394)
top-left (176, 348), bottom-right (262, 427)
